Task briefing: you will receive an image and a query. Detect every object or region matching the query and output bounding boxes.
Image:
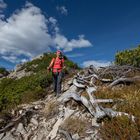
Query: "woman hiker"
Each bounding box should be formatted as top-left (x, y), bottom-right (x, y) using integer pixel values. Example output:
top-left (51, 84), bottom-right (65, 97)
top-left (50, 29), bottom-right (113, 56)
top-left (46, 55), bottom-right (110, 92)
top-left (47, 50), bottom-right (65, 97)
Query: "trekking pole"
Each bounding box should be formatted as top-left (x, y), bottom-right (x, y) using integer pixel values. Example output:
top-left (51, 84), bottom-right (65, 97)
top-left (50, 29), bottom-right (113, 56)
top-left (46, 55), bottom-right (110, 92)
top-left (62, 73), bottom-right (64, 93)
top-left (61, 66), bottom-right (66, 93)
top-left (47, 67), bottom-right (51, 75)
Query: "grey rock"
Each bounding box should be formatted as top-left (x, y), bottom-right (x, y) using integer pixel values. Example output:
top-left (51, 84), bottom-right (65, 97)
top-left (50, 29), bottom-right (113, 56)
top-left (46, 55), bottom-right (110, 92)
top-left (14, 64), bottom-right (23, 72)
top-left (16, 123), bottom-right (26, 135)
top-left (32, 135), bottom-right (38, 140)
top-left (34, 104), bottom-right (43, 110)
top-left (2, 132), bottom-right (15, 140)
top-left (8, 69), bottom-right (32, 79)
top-left (84, 137), bottom-right (91, 140)
top-left (86, 129), bottom-right (94, 134)
top-left (30, 118), bottom-right (38, 126)
top-left (72, 133), bottom-right (80, 140)
top-left (90, 130), bottom-right (99, 140)
top-left (0, 73), bottom-right (4, 78)
top-left (62, 78), bottom-right (73, 92)
top-left (67, 79), bottom-right (73, 85)
top-left (74, 112), bottom-right (80, 117)
top-left (86, 113), bottom-right (92, 118)
top-left (0, 133), bottom-right (4, 139)
top-left (92, 118), bottom-right (99, 127)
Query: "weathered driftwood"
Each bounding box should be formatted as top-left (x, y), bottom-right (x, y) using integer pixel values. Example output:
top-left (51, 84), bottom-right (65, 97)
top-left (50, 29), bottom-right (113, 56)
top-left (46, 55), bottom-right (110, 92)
top-left (102, 108), bottom-right (135, 121)
top-left (108, 76), bottom-right (140, 88)
top-left (59, 86), bottom-right (106, 120)
top-left (100, 78), bottom-right (113, 83)
top-left (58, 68), bottom-right (138, 122)
top-left (98, 65), bottom-right (140, 79)
top-left (95, 99), bottom-right (113, 103)
top-left (59, 92), bottom-right (96, 116)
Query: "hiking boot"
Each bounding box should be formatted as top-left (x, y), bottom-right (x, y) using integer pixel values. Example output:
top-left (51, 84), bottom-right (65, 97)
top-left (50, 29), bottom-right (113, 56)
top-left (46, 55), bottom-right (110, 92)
top-left (56, 93), bottom-right (61, 98)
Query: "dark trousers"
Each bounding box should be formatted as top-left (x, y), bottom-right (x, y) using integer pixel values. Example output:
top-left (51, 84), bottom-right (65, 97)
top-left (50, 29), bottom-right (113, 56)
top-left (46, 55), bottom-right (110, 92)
top-left (52, 72), bottom-right (63, 96)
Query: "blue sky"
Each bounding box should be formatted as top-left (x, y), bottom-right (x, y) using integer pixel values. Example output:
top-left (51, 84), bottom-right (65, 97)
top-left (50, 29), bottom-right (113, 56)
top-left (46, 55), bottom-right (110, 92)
top-left (0, 0), bottom-right (140, 69)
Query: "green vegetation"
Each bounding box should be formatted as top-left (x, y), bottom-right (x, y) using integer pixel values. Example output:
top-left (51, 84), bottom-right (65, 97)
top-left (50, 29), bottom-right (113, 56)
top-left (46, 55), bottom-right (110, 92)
top-left (0, 71), bottom-right (51, 112)
top-left (24, 53), bottom-right (79, 73)
top-left (115, 45), bottom-right (140, 67)
top-left (0, 67), bottom-right (9, 76)
top-left (0, 53), bottom-right (79, 113)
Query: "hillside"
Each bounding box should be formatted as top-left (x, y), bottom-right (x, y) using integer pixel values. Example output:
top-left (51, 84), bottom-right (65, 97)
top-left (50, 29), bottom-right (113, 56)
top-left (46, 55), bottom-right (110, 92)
top-left (0, 66), bottom-right (140, 140)
top-left (0, 61), bottom-right (140, 139)
top-left (0, 53), bottom-right (79, 113)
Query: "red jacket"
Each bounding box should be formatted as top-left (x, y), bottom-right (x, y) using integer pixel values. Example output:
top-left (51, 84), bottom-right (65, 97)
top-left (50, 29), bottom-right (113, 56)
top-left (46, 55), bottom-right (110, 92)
top-left (49, 57), bottom-right (64, 73)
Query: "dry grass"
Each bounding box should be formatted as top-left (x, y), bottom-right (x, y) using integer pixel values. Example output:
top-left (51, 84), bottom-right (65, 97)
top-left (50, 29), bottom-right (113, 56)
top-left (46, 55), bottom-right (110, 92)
top-left (95, 84), bottom-right (140, 116)
top-left (95, 83), bottom-right (140, 139)
top-left (99, 116), bottom-right (140, 140)
top-left (81, 91), bottom-right (90, 100)
top-left (61, 117), bottom-right (91, 136)
top-left (43, 100), bottom-right (59, 120)
top-left (127, 70), bottom-right (140, 77)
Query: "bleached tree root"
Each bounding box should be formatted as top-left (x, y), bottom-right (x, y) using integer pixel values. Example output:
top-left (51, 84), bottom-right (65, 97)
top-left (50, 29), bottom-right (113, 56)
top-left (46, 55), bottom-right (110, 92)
top-left (58, 73), bottom-right (137, 123)
top-left (108, 76), bottom-right (140, 88)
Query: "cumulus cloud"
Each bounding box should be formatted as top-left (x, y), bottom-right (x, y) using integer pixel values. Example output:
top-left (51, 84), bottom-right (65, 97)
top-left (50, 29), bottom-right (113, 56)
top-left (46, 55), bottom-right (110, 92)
top-left (1, 55), bottom-right (28, 64)
top-left (54, 34), bottom-right (92, 52)
top-left (67, 53), bottom-right (84, 58)
top-left (0, 0), bottom-right (7, 18)
top-left (56, 6), bottom-right (68, 15)
top-left (0, 0), bottom-right (7, 10)
top-left (82, 60), bottom-right (111, 68)
top-left (0, 2), bottom-right (52, 61)
top-left (0, 2), bottom-right (92, 64)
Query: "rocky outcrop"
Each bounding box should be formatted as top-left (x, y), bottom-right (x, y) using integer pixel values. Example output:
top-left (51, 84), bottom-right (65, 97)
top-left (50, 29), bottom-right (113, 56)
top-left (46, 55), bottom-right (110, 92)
top-left (6, 63), bottom-right (33, 79)
top-left (7, 69), bottom-right (33, 79)
top-left (0, 73), bottom-right (4, 78)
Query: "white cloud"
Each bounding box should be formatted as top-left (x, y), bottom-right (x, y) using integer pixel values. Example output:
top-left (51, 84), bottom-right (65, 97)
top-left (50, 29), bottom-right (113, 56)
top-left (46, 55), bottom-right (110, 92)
top-left (54, 34), bottom-right (92, 52)
top-left (67, 53), bottom-right (84, 58)
top-left (56, 6), bottom-right (68, 15)
top-left (82, 60), bottom-right (111, 68)
top-left (0, 2), bottom-right (92, 64)
top-left (0, 0), bottom-right (7, 18)
top-left (0, 2), bottom-right (52, 59)
top-left (21, 58), bottom-right (28, 63)
top-left (1, 55), bottom-right (28, 64)
top-left (0, 0), bottom-right (7, 10)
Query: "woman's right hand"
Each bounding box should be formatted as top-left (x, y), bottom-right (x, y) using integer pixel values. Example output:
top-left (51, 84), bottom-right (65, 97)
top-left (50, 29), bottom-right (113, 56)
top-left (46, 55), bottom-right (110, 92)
top-left (47, 67), bottom-right (50, 71)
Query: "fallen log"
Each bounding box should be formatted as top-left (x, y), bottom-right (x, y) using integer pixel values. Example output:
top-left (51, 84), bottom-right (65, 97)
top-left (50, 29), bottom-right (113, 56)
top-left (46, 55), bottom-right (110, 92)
top-left (102, 107), bottom-right (135, 122)
top-left (108, 76), bottom-right (140, 88)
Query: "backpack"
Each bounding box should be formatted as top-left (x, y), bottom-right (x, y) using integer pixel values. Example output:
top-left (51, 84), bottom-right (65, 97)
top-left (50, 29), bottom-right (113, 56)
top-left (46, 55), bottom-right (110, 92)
top-left (52, 56), bottom-right (64, 68)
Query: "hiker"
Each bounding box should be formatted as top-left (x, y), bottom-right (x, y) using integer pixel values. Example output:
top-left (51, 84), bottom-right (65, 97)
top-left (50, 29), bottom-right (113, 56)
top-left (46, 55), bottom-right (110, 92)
top-left (47, 50), bottom-right (65, 96)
